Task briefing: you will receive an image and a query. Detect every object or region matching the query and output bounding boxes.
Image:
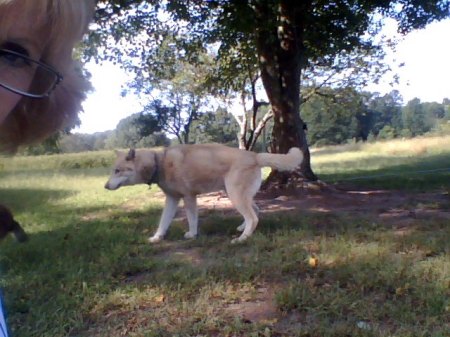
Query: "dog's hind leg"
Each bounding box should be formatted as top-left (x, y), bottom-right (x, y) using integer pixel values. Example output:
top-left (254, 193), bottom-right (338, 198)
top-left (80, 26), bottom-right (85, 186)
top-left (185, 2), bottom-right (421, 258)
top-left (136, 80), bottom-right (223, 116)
top-left (230, 198), bottom-right (259, 243)
top-left (226, 169), bottom-right (261, 243)
top-left (149, 195), bottom-right (180, 243)
top-left (236, 202), bottom-right (259, 232)
top-left (183, 195), bottom-right (199, 239)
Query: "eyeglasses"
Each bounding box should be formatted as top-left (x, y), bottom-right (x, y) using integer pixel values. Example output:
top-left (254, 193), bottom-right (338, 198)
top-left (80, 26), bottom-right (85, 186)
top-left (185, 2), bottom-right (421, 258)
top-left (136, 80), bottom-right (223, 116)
top-left (0, 48), bottom-right (63, 98)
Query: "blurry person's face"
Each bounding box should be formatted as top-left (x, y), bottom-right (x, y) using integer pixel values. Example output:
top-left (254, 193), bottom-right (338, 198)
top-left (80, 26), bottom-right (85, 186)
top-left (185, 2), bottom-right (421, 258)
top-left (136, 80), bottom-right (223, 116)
top-left (0, 75), bottom-right (21, 124)
top-left (0, 2), bottom-right (47, 124)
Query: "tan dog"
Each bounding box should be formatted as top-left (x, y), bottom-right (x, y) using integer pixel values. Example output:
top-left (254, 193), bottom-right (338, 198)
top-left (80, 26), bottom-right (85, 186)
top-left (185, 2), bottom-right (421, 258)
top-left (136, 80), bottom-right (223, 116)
top-left (105, 144), bottom-right (303, 243)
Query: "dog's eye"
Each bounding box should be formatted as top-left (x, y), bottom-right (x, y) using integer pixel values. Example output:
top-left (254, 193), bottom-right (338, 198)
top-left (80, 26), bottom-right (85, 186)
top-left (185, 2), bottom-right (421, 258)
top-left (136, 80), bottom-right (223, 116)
top-left (114, 169), bottom-right (120, 174)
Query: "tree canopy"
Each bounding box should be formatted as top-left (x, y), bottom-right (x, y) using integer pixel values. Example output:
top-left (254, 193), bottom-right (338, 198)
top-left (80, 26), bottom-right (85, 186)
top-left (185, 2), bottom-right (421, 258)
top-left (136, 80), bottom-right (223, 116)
top-left (87, 0), bottom-right (450, 182)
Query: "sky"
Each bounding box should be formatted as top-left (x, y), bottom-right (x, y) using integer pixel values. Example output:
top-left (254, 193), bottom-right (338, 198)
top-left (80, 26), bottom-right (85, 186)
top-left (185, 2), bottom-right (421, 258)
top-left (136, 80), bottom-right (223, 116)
top-left (365, 18), bottom-right (450, 102)
top-left (75, 18), bottom-right (450, 134)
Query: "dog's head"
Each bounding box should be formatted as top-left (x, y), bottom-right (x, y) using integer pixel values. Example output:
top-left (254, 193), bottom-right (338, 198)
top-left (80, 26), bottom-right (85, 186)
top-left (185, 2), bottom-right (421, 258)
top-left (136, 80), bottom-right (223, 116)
top-left (105, 149), bottom-right (157, 190)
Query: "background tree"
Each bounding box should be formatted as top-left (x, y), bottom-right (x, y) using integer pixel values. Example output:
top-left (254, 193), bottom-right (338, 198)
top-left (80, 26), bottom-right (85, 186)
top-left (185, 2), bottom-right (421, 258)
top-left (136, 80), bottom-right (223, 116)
top-left (90, 0), bottom-right (450, 185)
top-left (301, 87), bottom-right (364, 146)
top-left (59, 133), bottom-right (97, 153)
top-left (132, 37), bottom-right (216, 144)
top-left (105, 113), bottom-right (169, 149)
top-left (366, 90), bottom-right (404, 137)
top-left (402, 98), bottom-right (434, 136)
top-left (191, 108), bottom-right (239, 146)
top-left (444, 98), bottom-right (450, 120)
top-left (20, 135), bottom-right (61, 155)
top-left (422, 101), bottom-right (446, 119)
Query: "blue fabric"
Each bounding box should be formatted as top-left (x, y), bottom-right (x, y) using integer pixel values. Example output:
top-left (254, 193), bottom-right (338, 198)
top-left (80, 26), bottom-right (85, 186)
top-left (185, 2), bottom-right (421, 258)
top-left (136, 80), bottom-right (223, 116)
top-left (0, 291), bottom-right (9, 337)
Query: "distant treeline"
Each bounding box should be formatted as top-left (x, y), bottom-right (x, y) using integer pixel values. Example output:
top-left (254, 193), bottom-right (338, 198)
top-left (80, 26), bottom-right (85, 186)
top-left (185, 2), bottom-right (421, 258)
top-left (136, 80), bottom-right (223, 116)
top-left (302, 89), bottom-right (450, 147)
top-left (23, 88), bottom-right (450, 155)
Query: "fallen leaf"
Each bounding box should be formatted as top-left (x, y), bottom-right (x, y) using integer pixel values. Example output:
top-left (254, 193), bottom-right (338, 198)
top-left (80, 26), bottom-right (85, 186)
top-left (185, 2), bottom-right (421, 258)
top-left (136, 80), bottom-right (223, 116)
top-left (154, 294), bottom-right (165, 303)
top-left (308, 256), bottom-right (319, 268)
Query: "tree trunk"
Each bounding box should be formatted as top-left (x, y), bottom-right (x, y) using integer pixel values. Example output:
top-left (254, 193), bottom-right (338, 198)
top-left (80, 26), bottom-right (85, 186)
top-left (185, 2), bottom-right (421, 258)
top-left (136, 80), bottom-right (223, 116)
top-left (254, 1), bottom-right (317, 186)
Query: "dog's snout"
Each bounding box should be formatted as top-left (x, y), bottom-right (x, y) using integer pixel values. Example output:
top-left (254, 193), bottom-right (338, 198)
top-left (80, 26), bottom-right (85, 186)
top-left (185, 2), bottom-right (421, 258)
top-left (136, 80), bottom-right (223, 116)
top-left (104, 179), bottom-right (121, 190)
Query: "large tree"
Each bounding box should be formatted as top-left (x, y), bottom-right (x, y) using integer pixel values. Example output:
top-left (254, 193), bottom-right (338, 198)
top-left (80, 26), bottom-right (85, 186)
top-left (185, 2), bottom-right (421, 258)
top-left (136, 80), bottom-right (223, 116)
top-left (90, 0), bottom-right (449, 183)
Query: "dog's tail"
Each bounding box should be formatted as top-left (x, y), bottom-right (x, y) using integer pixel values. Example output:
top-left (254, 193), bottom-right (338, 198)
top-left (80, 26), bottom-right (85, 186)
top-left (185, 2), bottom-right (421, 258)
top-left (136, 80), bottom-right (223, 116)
top-left (256, 147), bottom-right (303, 171)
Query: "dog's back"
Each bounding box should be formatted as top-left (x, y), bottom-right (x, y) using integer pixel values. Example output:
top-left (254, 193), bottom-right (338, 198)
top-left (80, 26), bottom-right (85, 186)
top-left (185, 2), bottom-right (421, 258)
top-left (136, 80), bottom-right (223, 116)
top-left (158, 144), bottom-right (256, 196)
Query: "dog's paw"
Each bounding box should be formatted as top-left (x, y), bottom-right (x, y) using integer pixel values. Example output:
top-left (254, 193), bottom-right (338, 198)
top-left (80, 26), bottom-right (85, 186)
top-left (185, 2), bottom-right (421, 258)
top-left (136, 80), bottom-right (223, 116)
top-left (236, 223), bottom-right (245, 232)
top-left (231, 234), bottom-right (250, 244)
top-left (184, 232), bottom-right (198, 240)
top-left (148, 235), bottom-right (163, 243)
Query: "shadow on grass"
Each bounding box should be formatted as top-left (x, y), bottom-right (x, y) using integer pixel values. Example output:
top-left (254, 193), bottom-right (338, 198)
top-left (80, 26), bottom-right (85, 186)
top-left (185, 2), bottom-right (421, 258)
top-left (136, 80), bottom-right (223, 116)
top-left (0, 188), bottom-right (75, 213)
top-left (0, 199), bottom-right (165, 337)
top-left (275, 251), bottom-right (447, 335)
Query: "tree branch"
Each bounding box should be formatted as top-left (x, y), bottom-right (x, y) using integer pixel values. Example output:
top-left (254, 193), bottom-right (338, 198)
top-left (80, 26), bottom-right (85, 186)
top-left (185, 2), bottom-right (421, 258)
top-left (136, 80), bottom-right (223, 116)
top-left (250, 109), bottom-right (273, 150)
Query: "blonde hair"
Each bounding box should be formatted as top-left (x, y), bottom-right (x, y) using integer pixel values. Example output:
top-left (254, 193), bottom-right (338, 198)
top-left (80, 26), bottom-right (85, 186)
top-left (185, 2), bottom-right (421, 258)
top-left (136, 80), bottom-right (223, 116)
top-left (0, 0), bottom-right (96, 152)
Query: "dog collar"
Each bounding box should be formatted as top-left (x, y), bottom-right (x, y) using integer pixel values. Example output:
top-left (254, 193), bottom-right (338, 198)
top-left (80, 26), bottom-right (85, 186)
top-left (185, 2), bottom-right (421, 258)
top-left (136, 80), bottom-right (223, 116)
top-left (147, 150), bottom-right (163, 185)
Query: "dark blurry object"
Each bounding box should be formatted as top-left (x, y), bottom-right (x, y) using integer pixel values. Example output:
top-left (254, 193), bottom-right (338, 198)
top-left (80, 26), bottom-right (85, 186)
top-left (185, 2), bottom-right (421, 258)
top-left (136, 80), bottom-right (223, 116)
top-left (0, 205), bottom-right (28, 242)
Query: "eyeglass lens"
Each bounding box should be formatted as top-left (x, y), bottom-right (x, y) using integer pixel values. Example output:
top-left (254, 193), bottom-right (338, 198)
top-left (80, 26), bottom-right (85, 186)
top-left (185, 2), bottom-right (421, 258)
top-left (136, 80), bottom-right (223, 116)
top-left (0, 49), bottom-right (59, 97)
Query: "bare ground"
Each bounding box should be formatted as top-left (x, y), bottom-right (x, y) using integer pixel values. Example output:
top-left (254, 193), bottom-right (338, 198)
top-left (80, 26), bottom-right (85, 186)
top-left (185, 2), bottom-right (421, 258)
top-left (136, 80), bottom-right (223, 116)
top-left (186, 184), bottom-right (450, 225)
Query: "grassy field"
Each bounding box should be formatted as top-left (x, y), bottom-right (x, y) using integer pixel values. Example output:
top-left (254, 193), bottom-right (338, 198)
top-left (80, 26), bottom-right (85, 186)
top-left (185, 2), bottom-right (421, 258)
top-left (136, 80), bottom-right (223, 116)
top-left (312, 135), bottom-right (450, 191)
top-left (0, 136), bottom-right (449, 337)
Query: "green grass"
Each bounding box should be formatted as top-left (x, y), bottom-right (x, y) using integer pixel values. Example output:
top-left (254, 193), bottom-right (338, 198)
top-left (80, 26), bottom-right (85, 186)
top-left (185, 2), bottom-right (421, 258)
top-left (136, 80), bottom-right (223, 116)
top-left (0, 136), bottom-right (449, 337)
top-left (0, 151), bottom-right (115, 172)
top-left (311, 135), bottom-right (450, 191)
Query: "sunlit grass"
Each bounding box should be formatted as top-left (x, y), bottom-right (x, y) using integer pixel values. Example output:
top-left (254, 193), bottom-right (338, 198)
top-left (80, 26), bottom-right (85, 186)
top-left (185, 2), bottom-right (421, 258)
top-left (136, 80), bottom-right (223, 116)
top-left (311, 135), bottom-right (450, 190)
top-left (312, 135), bottom-right (450, 166)
top-left (0, 150), bottom-right (114, 172)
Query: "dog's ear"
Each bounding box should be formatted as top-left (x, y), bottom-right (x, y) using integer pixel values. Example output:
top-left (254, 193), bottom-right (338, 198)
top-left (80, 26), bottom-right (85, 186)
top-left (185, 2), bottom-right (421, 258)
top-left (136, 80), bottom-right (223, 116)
top-left (126, 149), bottom-right (136, 161)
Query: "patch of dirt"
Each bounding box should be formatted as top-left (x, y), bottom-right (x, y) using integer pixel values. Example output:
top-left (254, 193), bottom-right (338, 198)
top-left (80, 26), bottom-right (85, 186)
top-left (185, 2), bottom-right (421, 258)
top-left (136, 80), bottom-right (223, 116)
top-left (187, 184), bottom-right (450, 226)
top-left (224, 284), bottom-right (278, 324)
top-left (154, 243), bottom-right (204, 267)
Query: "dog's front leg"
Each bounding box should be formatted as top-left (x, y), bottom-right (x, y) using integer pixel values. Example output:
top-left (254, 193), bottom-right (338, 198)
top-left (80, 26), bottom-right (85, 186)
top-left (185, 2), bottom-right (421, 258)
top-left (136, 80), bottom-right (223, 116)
top-left (149, 195), bottom-right (180, 243)
top-left (183, 195), bottom-right (198, 239)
